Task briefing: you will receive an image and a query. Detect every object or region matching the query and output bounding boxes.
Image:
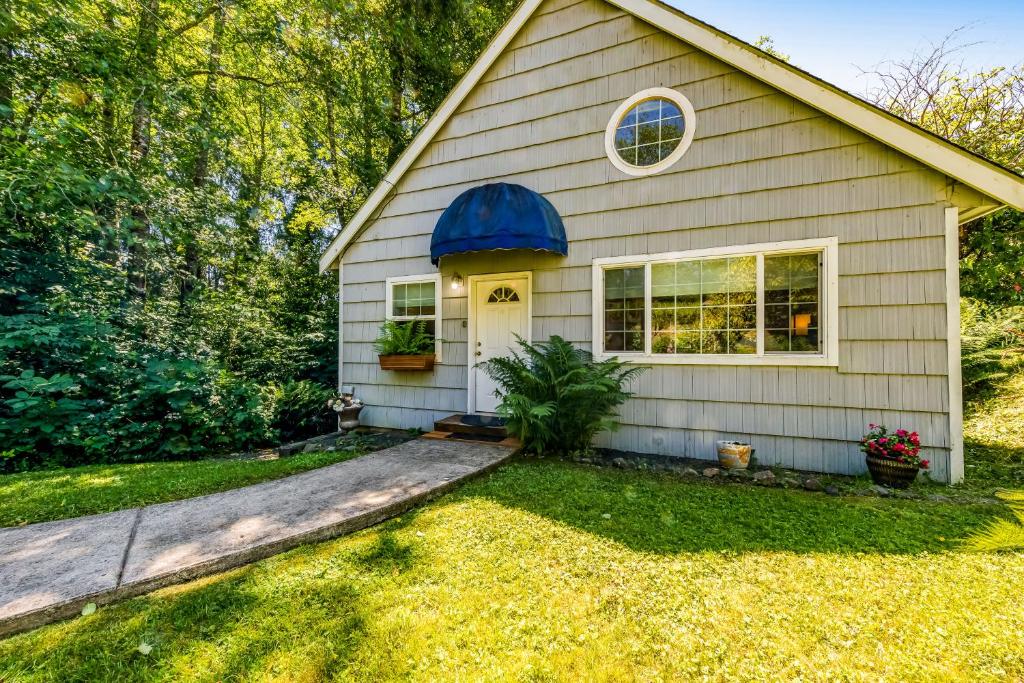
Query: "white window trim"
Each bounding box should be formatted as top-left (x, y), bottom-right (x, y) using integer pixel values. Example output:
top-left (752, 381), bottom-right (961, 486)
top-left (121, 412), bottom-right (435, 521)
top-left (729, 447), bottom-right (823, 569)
top-left (604, 87), bottom-right (698, 177)
top-left (385, 272), bottom-right (443, 362)
top-left (591, 237), bottom-right (840, 366)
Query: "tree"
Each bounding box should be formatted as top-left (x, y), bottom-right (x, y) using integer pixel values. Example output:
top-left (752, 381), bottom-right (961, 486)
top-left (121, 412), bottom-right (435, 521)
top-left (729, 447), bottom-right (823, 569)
top-left (861, 30), bottom-right (1024, 303)
top-left (0, 0), bottom-right (518, 468)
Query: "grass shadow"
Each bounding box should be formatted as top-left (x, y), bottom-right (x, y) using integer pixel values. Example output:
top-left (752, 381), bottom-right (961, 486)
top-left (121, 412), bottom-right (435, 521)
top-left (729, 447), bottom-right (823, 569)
top-left (0, 545), bottom-right (371, 681)
top-left (355, 531), bottom-right (417, 573)
top-left (463, 459), bottom-right (1009, 556)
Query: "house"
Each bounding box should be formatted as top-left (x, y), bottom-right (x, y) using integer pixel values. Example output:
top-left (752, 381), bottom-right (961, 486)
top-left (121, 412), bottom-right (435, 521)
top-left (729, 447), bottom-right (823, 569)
top-left (319, 0), bottom-right (1024, 483)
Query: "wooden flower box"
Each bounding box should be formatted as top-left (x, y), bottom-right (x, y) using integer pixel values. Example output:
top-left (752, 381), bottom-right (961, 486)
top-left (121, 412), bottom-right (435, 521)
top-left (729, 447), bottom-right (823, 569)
top-left (378, 354), bottom-right (436, 371)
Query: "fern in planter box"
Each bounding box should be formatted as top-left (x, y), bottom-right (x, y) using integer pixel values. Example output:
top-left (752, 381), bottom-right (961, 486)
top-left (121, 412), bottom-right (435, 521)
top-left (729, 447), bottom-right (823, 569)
top-left (374, 320), bottom-right (438, 370)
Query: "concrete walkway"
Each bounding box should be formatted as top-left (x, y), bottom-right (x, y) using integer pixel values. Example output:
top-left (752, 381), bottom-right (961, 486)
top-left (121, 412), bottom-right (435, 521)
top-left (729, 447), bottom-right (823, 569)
top-left (0, 438), bottom-right (513, 638)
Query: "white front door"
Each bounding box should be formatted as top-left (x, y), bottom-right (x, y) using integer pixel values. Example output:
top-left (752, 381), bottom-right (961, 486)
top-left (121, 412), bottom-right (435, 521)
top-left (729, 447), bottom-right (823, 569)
top-left (471, 274), bottom-right (530, 413)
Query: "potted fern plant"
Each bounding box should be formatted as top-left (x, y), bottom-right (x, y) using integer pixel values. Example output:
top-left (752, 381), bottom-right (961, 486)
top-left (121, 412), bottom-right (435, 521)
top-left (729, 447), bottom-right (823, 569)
top-left (374, 320), bottom-right (437, 371)
top-left (480, 335), bottom-right (643, 455)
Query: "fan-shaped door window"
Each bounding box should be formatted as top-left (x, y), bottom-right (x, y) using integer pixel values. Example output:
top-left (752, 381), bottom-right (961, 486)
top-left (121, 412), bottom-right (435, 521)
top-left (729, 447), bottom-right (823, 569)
top-left (487, 286), bottom-right (520, 303)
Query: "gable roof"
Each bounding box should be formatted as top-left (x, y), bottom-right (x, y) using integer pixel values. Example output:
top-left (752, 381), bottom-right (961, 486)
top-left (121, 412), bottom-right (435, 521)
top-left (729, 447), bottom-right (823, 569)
top-left (320, 0), bottom-right (1024, 272)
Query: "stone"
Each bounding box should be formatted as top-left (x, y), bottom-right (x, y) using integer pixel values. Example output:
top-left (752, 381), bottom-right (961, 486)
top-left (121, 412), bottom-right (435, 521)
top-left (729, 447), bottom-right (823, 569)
top-left (855, 488), bottom-right (878, 497)
top-left (824, 485), bottom-right (840, 496)
top-left (782, 478), bottom-right (801, 489)
top-left (702, 467), bottom-right (720, 478)
top-left (302, 443), bottom-right (320, 453)
top-left (872, 485), bottom-right (892, 497)
top-left (611, 457), bottom-right (628, 469)
top-left (895, 490), bottom-right (921, 500)
top-left (927, 494), bottom-right (951, 503)
top-left (803, 478), bottom-right (823, 492)
top-left (752, 470), bottom-right (776, 485)
top-left (680, 467), bottom-right (700, 478)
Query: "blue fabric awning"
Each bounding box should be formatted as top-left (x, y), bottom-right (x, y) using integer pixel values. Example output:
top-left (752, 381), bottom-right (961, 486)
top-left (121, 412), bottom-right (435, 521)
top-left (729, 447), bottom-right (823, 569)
top-left (430, 183), bottom-right (567, 265)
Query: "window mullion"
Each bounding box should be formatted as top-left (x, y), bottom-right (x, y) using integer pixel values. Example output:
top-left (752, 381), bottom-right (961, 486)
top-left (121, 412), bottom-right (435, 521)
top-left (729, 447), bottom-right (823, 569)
top-left (644, 261), bottom-right (652, 356)
top-left (756, 253), bottom-right (765, 356)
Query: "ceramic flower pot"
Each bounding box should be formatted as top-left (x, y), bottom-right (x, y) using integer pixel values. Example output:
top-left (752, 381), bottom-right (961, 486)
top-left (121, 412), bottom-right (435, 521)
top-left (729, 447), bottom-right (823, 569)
top-left (338, 404), bottom-right (364, 431)
top-left (865, 454), bottom-right (919, 489)
top-left (717, 441), bottom-right (752, 469)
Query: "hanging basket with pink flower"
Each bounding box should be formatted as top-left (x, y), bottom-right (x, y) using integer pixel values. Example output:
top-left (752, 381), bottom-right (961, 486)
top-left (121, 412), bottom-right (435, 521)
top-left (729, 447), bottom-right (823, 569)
top-left (859, 424), bottom-right (928, 488)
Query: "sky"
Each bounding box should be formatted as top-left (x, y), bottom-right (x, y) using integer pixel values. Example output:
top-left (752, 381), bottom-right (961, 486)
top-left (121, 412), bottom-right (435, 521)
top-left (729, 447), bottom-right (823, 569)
top-left (664, 0), bottom-right (1024, 94)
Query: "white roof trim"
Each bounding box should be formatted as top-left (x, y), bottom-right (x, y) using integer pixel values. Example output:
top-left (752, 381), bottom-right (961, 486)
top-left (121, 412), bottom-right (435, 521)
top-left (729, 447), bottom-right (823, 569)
top-left (320, 0), bottom-right (1024, 272)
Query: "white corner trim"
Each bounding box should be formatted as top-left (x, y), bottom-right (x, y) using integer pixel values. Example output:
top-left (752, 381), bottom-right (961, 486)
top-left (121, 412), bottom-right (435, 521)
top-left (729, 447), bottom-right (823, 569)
top-left (337, 263), bottom-right (344, 391)
top-left (317, 0), bottom-right (545, 273)
top-left (591, 237), bottom-right (839, 367)
top-left (384, 272), bottom-right (444, 363)
top-left (944, 207), bottom-right (964, 484)
top-left (604, 87), bottom-right (697, 177)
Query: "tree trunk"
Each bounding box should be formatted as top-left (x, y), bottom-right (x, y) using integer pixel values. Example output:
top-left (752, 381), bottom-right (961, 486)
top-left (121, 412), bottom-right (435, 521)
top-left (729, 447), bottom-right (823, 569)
top-left (180, 0), bottom-right (226, 308)
top-left (126, 0), bottom-right (161, 300)
top-left (0, 0), bottom-right (13, 124)
top-left (323, 90), bottom-right (347, 228)
top-left (385, 49), bottom-right (405, 167)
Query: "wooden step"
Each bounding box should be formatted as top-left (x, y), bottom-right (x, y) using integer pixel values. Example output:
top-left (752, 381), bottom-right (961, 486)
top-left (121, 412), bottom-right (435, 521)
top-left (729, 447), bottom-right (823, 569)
top-left (421, 430), bottom-right (521, 448)
top-left (433, 413), bottom-right (508, 439)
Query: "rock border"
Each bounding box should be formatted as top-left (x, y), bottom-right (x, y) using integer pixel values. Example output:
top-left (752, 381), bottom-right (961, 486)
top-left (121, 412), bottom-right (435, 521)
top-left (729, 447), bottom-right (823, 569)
top-left (570, 449), bottom-right (1000, 505)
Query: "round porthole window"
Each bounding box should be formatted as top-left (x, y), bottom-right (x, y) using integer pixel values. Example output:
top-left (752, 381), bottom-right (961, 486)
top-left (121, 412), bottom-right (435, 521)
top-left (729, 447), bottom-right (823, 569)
top-left (604, 87), bottom-right (696, 176)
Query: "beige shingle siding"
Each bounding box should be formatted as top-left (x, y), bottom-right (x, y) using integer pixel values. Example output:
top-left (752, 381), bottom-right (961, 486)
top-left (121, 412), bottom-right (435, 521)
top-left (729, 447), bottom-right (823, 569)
top-left (341, 0), bottom-right (969, 481)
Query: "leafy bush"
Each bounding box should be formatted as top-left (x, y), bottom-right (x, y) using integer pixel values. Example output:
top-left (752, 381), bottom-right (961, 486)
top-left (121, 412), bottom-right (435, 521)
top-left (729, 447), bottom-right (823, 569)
top-left (966, 490), bottom-right (1024, 551)
top-left (480, 335), bottom-right (643, 455)
top-left (0, 248), bottom-right (275, 471)
top-left (374, 320), bottom-right (435, 355)
top-left (961, 298), bottom-right (1024, 394)
top-left (272, 380), bottom-right (337, 443)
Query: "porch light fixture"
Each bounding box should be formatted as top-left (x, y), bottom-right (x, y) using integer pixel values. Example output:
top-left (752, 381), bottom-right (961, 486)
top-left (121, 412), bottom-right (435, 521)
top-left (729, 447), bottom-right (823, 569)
top-left (451, 272), bottom-right (464, 290)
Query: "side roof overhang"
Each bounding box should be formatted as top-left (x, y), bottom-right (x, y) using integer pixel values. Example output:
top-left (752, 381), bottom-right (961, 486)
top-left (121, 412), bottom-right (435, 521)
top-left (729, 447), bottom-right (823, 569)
top-left (319, 0), bottom-right (1024, 272)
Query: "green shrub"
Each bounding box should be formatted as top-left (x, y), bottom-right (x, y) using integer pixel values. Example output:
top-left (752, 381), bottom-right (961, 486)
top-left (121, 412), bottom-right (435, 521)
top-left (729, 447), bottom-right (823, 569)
top-left (960, 298), bottom-right (1024, 394)
top-left (480, 335), bottom-right (643, 455)
top-left (966, 490), bottom-right (1024, 551)
top-left (374, 320), bottom-right (436, 355)
top-left (272, 380), bottom-right (336, 443)
top-left (0, 249), bottom-right (275, 470)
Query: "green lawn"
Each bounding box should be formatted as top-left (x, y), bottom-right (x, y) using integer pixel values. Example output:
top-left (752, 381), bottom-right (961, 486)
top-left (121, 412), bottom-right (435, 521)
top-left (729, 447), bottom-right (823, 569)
top-left (962, 372), bottom-right (1024, 494)
top-left (2, 459), bottom-right (1021, 682)
top-left (0, 447), bottom-right (370, 528)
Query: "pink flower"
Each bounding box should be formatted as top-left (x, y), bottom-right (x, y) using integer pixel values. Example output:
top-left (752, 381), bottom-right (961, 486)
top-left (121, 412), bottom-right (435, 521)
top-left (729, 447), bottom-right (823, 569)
top-left (896, 429), bottom-right (908, 437)
top-left (878, 438), bottom-right (888, 444)
top-left (920, 459), bottom-right (930, 469)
